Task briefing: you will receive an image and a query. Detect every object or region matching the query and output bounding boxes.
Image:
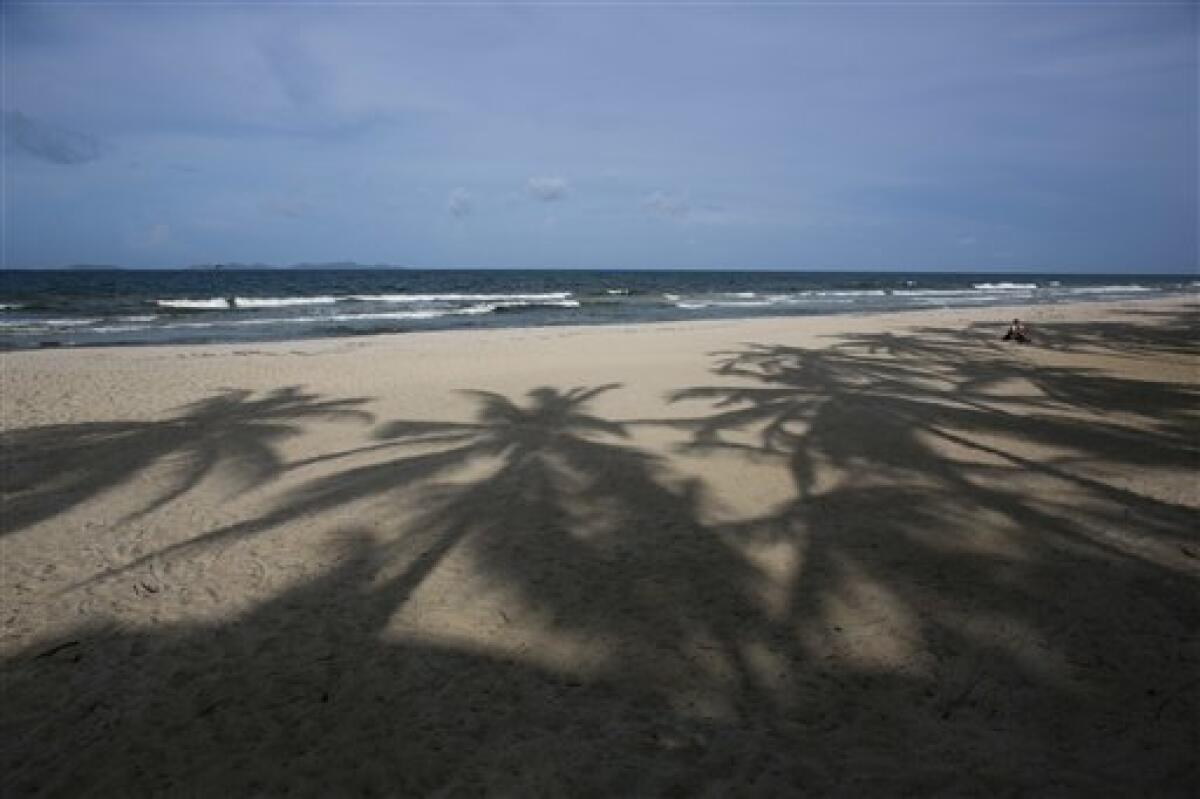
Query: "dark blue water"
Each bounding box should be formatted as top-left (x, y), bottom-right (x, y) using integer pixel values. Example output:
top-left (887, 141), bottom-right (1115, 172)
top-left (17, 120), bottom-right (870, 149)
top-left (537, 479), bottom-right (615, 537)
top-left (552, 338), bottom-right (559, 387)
top-left (0, 269), bottom-right (1193, 348)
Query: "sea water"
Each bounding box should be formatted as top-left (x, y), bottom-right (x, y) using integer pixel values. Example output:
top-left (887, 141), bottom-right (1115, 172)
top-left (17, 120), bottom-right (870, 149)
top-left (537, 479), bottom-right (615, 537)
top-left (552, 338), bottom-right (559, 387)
top-left (0, 269), bottom-right (1193, 349)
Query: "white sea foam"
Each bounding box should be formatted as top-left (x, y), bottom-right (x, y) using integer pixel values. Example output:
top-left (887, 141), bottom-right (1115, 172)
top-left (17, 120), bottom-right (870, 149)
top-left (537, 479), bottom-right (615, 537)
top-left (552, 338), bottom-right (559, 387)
top-left (345, 294), bottom-right (417, 303)
top-left (150, 314), bottom-right (419, 329)
top-left (786, 289), bottom-right (887, 299)
top-left (816, 289), bottom-right (888, 297)
top-left (348, 292), bottom-right (573, 303)
top-left (0, 303), bottom-right (20, 310)
top-left (492, 299), bottom-right (581, 309)
top-left (90, 315), bottom-right (159, 331)
top-left (674, 299), bottom-right (775, 310)
top-left (674, 295), bottom-right (787, 309)
top-left (38, 318), bottom-right (100, 327)
top-left (1062, 285), bottom-right (1151, 294)
top-left (0, 318), bottom-right (99, 328)
top-left (972, 282), bottom-right (1038, 290)
top-left (179, 305), bottom-right (498, 328)
top-left (675, 294), bottom-right (871, 309)
top-left (233, 296), bottom-right (338, 308)
top-left (326, 311), bottom-right (443, 322)
top-left (296, 304), bottom-right (508, 323)
top-left (323, 305), bottom-right (503, 323)
top-left (159, 318), bottom-right (294, 329)
top-left (453, 304), bottom-right (500, 315)
top-left (892, 289), bottom-right (985, 297)
top-left (98, 301), bottom-right (578, 332)
top-left (605, 288), bottom-right (630, 295)
top-left (156, 298), bottom-right (230, 309)
top-left (907, 295), bottom-right (1007, 305)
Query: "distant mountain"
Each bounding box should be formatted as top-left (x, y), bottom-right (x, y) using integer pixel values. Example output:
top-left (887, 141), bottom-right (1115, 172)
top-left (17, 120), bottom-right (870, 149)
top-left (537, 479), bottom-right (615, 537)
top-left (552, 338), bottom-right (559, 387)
top-left (66, 264), bottom-right (124, 271)
top-left (288, 262), bottom-right (404, 270)
top-left (185, 263), bottom-right (275, 271)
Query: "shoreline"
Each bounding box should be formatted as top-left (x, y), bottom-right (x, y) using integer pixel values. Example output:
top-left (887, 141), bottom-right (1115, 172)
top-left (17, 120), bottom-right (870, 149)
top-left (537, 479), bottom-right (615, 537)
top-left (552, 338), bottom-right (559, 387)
top-left (2, 292), bottom-right (1193, 359)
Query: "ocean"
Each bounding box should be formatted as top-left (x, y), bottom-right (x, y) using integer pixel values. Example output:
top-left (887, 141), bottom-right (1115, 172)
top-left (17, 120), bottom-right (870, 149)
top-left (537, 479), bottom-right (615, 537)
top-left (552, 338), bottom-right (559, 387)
top-left (0, 269), bottom-right (1193, 349)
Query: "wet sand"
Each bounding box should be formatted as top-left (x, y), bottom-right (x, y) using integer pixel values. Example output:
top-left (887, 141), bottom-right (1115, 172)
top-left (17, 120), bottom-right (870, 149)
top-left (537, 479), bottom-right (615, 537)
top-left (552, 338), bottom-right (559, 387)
top-left (2, 297), bottom-right (1198, 795)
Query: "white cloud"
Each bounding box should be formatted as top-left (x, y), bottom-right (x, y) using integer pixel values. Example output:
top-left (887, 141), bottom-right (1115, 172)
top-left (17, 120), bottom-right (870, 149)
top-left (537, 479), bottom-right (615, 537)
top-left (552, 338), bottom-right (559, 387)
top-left (3, 110), bottom-right (103, 165)
top-left (527, 176), bottom-right (569, 202)
top-left (447, 187), bottom-right (472, 218)
top-left (642, 191), bottom-right (690, 219)
top-left (262, 193), bottom-right (316, 219)
top-left (128, 223), bottom-right (171, 249)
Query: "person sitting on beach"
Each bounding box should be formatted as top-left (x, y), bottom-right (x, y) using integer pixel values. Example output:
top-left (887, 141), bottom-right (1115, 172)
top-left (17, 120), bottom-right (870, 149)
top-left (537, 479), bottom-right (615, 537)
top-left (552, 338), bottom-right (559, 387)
top-left (1002, 318), bottom-right (1030, 343)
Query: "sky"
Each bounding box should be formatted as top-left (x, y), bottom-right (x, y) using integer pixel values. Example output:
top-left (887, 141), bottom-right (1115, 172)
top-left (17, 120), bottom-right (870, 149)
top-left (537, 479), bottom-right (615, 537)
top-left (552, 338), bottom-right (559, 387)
top-left (2, 2), bottom-right (1196, 272)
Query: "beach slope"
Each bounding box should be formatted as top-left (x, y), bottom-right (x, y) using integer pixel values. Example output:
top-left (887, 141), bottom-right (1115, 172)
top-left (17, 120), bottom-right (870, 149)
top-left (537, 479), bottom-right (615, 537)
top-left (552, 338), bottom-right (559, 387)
top-left (2, 298), bottom-right (1197, 794)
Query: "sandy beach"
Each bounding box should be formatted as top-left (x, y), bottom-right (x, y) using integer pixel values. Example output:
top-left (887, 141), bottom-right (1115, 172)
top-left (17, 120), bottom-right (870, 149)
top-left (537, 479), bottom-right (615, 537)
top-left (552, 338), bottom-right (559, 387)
top-left (2, 297), bottom-right (1197, 795)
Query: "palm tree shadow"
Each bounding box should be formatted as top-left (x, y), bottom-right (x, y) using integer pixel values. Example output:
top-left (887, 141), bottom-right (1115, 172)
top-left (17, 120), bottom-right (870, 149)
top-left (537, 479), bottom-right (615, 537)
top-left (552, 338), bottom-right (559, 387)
top-left (4, 533), bottom-right (710, 795)
top-left (658, 315), bottom-right (1199, 792)
top-left (68, 386), bottom-right (636, 588)
top-left (381, 387), bottom-right (775, 698)
top-left (77, 383), bottom-right (780, 717)
top-left (1017, 303), bottom-right (1200, 358)
top-left (1, 386), bottom-right (373, 535)
top-left (16, 355), bottom-right (1198, 793)
top-left (282, 383), bottom-right (769, 688)
top-left (9, 386), bottom-right (800, 793)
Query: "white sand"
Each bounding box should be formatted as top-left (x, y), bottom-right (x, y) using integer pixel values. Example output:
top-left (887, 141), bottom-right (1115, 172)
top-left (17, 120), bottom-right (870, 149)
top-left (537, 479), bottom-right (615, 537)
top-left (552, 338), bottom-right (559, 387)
top-left (2, 297), bottom-right (1197, 794)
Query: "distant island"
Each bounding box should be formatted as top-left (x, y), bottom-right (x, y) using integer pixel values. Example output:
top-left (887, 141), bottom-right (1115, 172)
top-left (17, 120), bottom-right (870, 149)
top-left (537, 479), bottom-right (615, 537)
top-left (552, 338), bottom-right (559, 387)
top-left (3, 263), bottom-right (410, 271)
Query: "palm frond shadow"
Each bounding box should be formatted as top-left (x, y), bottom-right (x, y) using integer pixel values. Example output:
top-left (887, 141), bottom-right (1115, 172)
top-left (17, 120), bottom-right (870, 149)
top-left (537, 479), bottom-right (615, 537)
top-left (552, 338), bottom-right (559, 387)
top-left (1025, 303), bottom-right (1200, 358)
top-left (650, 315), bottom-right (1199, 789)
top-left (1, 386), bottom-right (373, 535)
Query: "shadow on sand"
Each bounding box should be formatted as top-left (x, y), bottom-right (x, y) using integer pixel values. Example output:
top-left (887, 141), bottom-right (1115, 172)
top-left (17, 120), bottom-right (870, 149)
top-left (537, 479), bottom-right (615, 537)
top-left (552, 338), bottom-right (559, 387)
top-left (3, 311), bottom-right (1198, 795)
top-left (0, 386), bottom-right (372, 535)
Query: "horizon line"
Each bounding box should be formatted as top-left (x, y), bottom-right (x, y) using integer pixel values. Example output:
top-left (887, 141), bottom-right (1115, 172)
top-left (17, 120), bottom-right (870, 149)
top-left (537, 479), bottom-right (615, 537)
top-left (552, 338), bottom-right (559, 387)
top-left (2, 265), bottom-right (1197, 276)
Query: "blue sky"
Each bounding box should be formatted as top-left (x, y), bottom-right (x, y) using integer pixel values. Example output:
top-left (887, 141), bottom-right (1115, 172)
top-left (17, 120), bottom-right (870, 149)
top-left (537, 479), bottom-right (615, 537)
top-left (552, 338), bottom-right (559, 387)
top-left (2, 2), bottom-right (1196, 272)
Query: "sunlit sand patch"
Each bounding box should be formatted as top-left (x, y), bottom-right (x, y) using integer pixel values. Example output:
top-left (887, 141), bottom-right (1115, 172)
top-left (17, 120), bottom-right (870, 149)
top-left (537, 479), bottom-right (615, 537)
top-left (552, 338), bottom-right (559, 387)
top-left (918, 423), bottom-right (1098, 472)
top-left (739, 537), bottom-right (805, 621)
top-left (911, 426), bottom-right (1060, 469)
top-left (674, 456), bottom-right (797, 522)
top-left (1022, 494), bottom-right (1200, 574)
top-left (815, 560), bottom-right (927, 675)
top-left (975, 375), bottom-right (1047, 399)
top-left (901, 500), bottom-right (1032, 560)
